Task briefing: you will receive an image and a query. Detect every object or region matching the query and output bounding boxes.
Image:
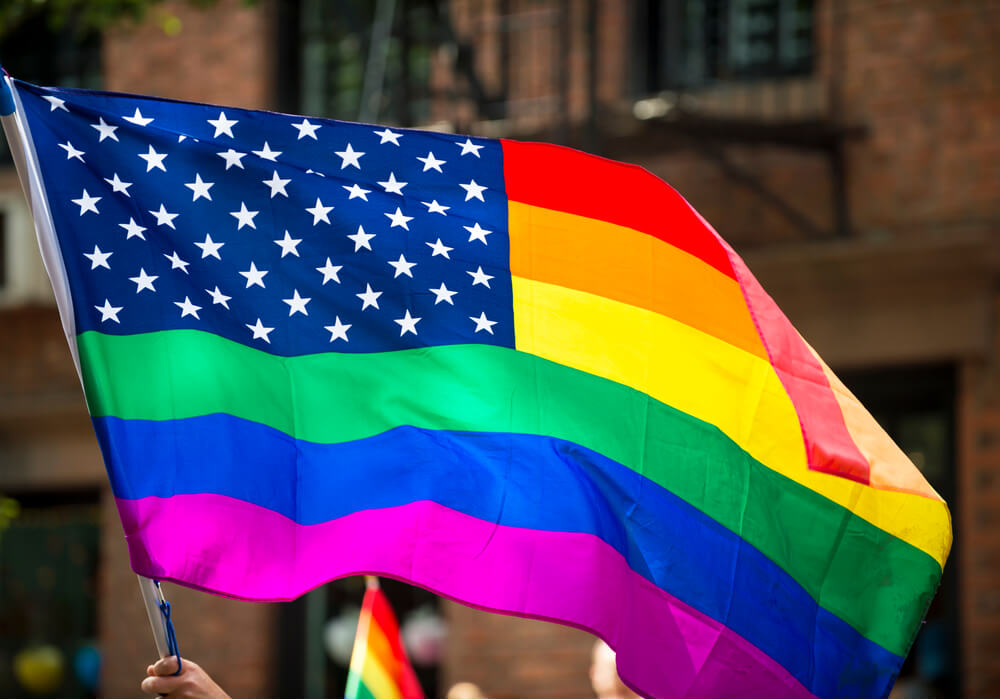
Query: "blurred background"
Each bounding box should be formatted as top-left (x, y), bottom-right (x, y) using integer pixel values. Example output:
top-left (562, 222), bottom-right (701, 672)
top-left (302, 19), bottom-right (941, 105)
top-left (0, 0), bottom-right (996, 696)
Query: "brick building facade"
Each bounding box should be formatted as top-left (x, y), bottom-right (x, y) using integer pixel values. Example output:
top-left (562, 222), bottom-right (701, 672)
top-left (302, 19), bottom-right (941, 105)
top-left (0, 0), bottom-right (997, 697)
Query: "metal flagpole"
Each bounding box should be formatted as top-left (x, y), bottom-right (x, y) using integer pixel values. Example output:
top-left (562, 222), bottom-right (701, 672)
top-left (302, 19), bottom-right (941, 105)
top-left (0, 69), bottom-right (174, 662)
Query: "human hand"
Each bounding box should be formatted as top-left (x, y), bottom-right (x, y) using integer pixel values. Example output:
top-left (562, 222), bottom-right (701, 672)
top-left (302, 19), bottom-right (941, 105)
top-left (141, 656), bottom-right (230, 698)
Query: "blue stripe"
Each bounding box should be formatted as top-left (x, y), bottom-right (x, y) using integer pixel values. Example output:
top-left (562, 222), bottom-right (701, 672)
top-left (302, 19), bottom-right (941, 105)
top-left (94, 413), bottom-right (902, 696)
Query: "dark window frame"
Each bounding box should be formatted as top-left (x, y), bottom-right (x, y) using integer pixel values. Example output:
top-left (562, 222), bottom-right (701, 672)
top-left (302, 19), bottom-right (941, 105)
top-left (631, 0), bottom-right (815, 95)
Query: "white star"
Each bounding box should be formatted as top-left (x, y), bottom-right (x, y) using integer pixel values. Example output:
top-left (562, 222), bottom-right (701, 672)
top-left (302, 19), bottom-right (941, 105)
top-left (356, 283), bottom-right (382, 310)
top-left (387, 254), bottom-right (416, 278)
top-left (72, 189), bottom-right (101, 215)
top-left (185, 173), bottom-right (214, 201)
top-left (283, 290), bottom-right (311, 316)
top-left (429, 283), bottom-right (457, 305)
top-left (164, 251), bottom-right (190, 274)
top-left (104, 173), bottom-right (132, 196)
top-left (470, 312), bottom-right (497, 335)
top-left (178, 134), bottom-right (187, 142)
top-left (394, 309), bottom-right (421, 336)
top-left (217, 148), bottom-right (247, 170)
top-left (149, 204), bottom-right (178, 229)
top-left (83, 245), bottom-right (112, 270)
top-left (464, 222), bottom-right (492, 244)
top-left (174, 296), bottom-right (202, 319)
top-left (343, 183), bottom-right (370, 201)
top-left (263, 170), bottom-right (290, 198)
top-left (59, 142), bottom-right (85, 162)
top-left (138, 145), bottom-right (167, 172)
top-left (119, 217), bottom-right (147, 240)
top-left (246, 318), bottom-right (274, 343)
top-left (274, 230), bottom-right (302, 257)
top-left (426, 238), bottom-right (453, 258)
top-left (240, 262), bottom-right (268, 288)
top-left (194, 234), bottom-right (225, 259)
top-left (253, 142), bottom-right (281, 161)
top-left (43, 95), bottom-right (68, 112)
top-left (457, 137), bottom-right (483, 157)
top-left (325, 317), bottom-right (351, 342)
top-left (206, 286), bottom-right (231, 309)
top-left (460, 179), bottom-right (487, 202)
top-left (123, 108), bottom-right (153, 126)
top-left (306, 197), bottom-right (334, 225)
top-left (129, 268), bottom-right (158, 293)
top-left (95, 299), bottom-right (123, 323)
top-left (335, 143), bottom-right (364, 169)
top-left (317, 258), bottom-right (342, 284)
top-left (421, 200), bottom-right (450, 215)
top-left (292, 118), bottom-right (321, 140)
top-left (230, 202), bottom-right (259, 230)
top-left (374, 127), bottom-right (402, 145)
top-left (91, 117), bottom-right (119, 142)
top-left (417, 151), bottom-right (446, 172)
top-left (385, 207), bottom-right (413, 230)
top-left (468, 266), bottom-right (494, 287)
top-left (348, 225), bottom-right (375, 251)
top-left (207, 111), bottom-right (238, 138)
top-left (378, 172), bottom-right (407, 195)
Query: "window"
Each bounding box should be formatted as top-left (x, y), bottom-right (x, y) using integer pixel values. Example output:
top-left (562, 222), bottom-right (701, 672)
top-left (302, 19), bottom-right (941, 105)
top-left (838, 365), bottom-right (959, 697)
top-left (0, 490), bottom-right (102, 697)
top-left (634, 0), bottom-right (814, 93)
top-left (0, 193), bottom-right (51, 306)
top-left (276, 0), bottom-right (439, 127)
top-left (0, 7), bottom-right (102, 164)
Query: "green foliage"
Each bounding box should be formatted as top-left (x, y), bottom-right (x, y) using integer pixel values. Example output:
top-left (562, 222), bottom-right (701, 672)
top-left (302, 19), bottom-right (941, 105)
top-left (0, 0), bottom-right (258, 40)
top-left (0, 495), bottom-right (19, 542)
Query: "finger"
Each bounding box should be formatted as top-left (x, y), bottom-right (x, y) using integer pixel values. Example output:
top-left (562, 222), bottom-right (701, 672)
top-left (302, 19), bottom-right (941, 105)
top-left (141, 675), bottom-right (171, 696)
top-left (147, 665), bottom-right (156, 676)
top-left (152, 656), bottom-right (181, 676)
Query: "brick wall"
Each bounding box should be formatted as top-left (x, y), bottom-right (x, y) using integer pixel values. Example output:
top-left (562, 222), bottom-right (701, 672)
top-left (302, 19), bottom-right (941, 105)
top-left (442, 601), bottom-right (596, 699)
top-left (959, 296), bottom-right (1000, 697)
top-left (103, 0), bottom-right (276, 110)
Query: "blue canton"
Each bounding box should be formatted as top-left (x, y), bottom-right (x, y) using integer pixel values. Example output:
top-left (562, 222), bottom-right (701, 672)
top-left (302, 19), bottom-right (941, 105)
top-left (16, 80), bottom-right (513, 355)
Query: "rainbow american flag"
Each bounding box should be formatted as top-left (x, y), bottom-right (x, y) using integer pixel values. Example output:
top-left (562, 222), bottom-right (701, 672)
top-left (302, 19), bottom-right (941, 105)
top-left (1, 74), bottom-right (951, 698)
top-left (346, 579), bottom-right (423, 700)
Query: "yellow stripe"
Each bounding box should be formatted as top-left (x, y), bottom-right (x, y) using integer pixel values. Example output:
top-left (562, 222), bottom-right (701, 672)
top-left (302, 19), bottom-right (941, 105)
top-left (360, 654), bottom-right (403, 699)
top-left (348, 602), bottom-right (402, 699)
top-left (512, 276), bottom-right (949, 566)
top-left (507, 201), bottom-right (769, 359)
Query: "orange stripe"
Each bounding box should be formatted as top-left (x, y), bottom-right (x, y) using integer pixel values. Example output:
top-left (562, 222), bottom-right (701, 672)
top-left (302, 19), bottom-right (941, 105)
top-left (501, 139), bottom-right (736, 278)
top-left (366, 616), bottom-right (403, 678)
top-left (508, 201), bottom-right (768, 359)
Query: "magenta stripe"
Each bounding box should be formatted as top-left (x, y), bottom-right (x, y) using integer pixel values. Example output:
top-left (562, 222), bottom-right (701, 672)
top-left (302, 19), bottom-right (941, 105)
top-left (117, 494), bottom-right (812, 698)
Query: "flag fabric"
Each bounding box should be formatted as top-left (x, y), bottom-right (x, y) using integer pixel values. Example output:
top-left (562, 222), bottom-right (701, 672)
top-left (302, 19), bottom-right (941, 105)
top-left (346, 578), bottom-right (423, 700)
top-left (1, 75), bottom-right (952, 698)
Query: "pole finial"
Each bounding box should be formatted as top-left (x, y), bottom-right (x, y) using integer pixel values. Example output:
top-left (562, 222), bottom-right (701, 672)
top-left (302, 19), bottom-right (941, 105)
top-left (0, 71), bottom-right (15, 117)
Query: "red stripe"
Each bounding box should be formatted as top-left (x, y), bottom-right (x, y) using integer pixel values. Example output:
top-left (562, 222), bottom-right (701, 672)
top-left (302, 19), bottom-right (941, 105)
top-left (722, 236), bottom-right (870, 484)
top-left (369, 588), bottom-right (424, 699)
top-left (500, 139), bottom-right (736, 279)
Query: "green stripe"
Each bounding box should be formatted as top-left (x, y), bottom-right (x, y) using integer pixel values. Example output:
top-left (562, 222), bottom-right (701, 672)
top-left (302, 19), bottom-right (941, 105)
top-left (79, 329), bottom-right (939, 656)
top-left (345, 669), bottom-right (376, 699)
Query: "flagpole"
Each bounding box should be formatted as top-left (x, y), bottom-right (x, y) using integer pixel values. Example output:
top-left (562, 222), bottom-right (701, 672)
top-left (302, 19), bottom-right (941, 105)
top-left (138, 576), bottom-right (171, 658)
top-left (1, 70), bottom-right (174, 663)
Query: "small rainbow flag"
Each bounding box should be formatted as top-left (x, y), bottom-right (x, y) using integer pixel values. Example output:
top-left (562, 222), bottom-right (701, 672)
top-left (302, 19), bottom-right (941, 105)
top-left (346, 578), bottom-right (423, 700)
